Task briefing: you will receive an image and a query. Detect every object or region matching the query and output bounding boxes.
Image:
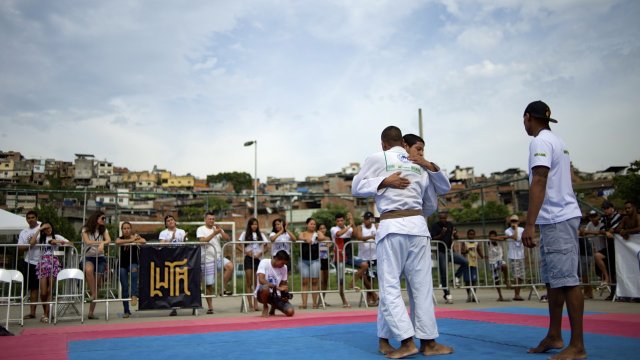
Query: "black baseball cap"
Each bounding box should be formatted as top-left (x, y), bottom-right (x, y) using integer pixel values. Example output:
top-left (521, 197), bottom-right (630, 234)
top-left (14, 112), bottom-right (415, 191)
top-left (363, 211), bottom-right (374, 219)
top-left (524, 100), bottom-right (557, 123)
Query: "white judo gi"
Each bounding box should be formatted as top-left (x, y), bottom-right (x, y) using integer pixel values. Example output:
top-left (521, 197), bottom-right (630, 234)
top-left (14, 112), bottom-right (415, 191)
top-left (352, 146), bottom-right (450, 341)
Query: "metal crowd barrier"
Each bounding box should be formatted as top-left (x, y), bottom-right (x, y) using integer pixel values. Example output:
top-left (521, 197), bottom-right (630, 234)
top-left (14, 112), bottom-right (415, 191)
top-left (6, 230), bottom-right (619, 323)
top-left (449, 239), bottom-right (544, 303)
top-left (579, 235), bottom-right (616, 301)
top-left (0, 243), bottom-right (80, 322)
top-left (224, 238), bottom-right (384, 312)
top-left (90, 241), bottom-right (225, 320)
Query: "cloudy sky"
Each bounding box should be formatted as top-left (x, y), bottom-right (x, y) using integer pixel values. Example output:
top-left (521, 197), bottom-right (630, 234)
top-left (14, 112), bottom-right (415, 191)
top-left (1, 0), bottom-right (638, 181)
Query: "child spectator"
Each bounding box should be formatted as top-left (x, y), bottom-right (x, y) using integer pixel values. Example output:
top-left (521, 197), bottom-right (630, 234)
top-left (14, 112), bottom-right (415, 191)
top-left (488, 230), bottom-right (509, 302)
top-left (505, 215), bottom-right (525, 301)
top-left (460, 229), bottom-right (483, 302)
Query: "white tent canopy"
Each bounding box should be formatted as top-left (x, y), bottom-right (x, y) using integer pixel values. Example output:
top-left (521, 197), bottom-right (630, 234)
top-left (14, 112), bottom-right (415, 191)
top-left (0, 209), bottom-right (27, 235)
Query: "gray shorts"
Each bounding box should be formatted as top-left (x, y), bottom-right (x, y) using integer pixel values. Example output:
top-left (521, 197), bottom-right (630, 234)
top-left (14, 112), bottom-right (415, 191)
top-left (540, 217), bottom-right (581, 288)
top-left (491, 260), bottom-right (505, 283)
top-left (509, 258), bottom-right (525, 279)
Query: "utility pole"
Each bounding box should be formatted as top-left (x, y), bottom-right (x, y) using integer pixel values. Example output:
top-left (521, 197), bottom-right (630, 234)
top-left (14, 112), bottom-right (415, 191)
top-left (418, 108), bottom-right (423, 138)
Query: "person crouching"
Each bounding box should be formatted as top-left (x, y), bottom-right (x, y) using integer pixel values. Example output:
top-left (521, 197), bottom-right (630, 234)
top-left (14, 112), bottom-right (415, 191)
top-left (254, 250), bottom-right (295, 318)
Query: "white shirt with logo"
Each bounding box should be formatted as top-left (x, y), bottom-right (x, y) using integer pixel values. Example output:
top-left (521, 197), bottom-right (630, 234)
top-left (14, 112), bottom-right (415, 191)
top-left (197, 225), bottom-right (225, 261)
top-left (254, 258), bottom-right (288, 297)
top-left (528, 129), bottom-right (581, 224)
top-left (159, 228), bottom-right (187, 243)
top-left (239, 231), bottom-right (268, 257)
top-left (358, 224), bottom-right (377, 260)
top-left (352, 146), bottom-right (451, 241)
top-left (269, 231), bottom-right (292, 256)
top-left (505, 226), bottom-right (525, 260)
top-left (18, 225), bottom-right (41, 265)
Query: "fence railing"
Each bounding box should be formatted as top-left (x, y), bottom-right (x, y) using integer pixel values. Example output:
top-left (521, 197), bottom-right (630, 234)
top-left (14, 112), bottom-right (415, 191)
top-left (1, 233), bottom-right (618, 323)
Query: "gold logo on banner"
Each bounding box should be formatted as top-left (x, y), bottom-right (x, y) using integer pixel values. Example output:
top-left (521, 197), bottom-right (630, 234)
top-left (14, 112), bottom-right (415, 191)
top-left (150, 258), bottom-right (191, 297)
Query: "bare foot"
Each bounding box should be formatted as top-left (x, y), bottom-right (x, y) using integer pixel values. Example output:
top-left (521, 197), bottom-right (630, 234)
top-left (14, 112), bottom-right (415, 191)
top-left (527, 337), bottom-right (564, 354)
top-left (261, 307), bottom-right (269, 318)
top-left (420, 340), bottom-right (453, 356)
top-left (379, 338), bottom-right (396, 355)
top-left (386, 339), bottom-right (418, 359)
top-left (269, 306), bottom-right (276, 316)
top-left (548, 345), bottom-right (587, 360)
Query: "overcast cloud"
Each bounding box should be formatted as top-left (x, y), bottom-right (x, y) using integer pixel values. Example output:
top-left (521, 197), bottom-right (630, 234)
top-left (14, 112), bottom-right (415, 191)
top-left (1, 0), bottom-right (638, 180)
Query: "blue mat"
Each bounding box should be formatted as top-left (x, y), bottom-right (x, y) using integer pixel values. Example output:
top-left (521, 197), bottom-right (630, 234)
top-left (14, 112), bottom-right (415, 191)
top-left (69, 319), bottom-right (638, 360)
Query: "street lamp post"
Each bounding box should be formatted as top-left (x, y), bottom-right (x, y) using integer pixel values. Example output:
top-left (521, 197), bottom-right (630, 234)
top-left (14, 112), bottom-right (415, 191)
top-left (243, 140), bottom-right (258, 218)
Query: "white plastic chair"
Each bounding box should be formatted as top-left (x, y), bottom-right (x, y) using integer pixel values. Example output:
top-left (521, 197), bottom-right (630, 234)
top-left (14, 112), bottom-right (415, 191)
top-left (54, 268), bottom-right (85, 324)
top-left (0, 269), bottom-right (24, 329)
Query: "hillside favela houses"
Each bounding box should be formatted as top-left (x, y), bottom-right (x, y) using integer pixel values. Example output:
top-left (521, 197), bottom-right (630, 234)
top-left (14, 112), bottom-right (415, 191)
top-left (0, 150), bottom-right (624, 240)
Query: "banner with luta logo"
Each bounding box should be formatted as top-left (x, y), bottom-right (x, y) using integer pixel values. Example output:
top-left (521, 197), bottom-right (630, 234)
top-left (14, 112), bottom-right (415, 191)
top-left (139, 244), bottom-right (202, 310)
top-left (614, 234), bottom-right (640, 298)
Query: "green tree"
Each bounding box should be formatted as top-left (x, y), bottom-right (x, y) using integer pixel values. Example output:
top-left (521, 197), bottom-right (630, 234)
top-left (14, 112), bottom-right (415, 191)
top-left (205, 196), bottom-right (231, 213)
top-left (179, 205), bottom-right (214, 222)
top-left (35, 204), bottom-right (79, 242)
top-left (206, 172), bottom-right (253, 193)
top-left (450, 200), bottom-right (509, 223)
top-left (311, 203), bottom-right (351, 229)
top-left (612, 160), bottom-right (640, 206)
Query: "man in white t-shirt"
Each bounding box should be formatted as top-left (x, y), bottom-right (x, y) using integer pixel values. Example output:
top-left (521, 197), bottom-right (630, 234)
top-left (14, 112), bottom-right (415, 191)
top-left (254, 250), bottom-right (294, 318)
top-left (17, 210), bottom-right (41, 319)
top-left (159, 215), bottom-right (187, 243)
top-left (330, 213), bottom-right (355, 308)
top-left (505, 214), bottom-right (526, 301)
top-left (521, 101), bottom-right (585, 359)
top-left (354, 211), bottom-right (378, 306)
top-left (197, 212), bottom-right (234, 312)
top-left (158, 214), bottom-right (187, 316)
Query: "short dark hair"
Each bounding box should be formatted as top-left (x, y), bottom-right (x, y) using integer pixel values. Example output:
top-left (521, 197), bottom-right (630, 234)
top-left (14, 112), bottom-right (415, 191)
top-left (335, 213), bottom-right (345, 220)
top-left (204, 211), bottom-right (215, 218)
top-left (403, 133), bottom-right (425, 148)
top-left (26, 210), bottom-right (38, 218)
top-left (488, 230), bottom-right (497, 236)
top-left (381, 126), bottom-right (403, 145)
top-left (274, 250), bottom-right (290, 262)
top-left (601, 200), bottom-right (614, 210)
top-left (467, 229), bottom-right (476, 235)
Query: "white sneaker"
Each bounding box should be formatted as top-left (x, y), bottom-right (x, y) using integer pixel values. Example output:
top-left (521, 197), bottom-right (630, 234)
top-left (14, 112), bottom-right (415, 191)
top-left (454, 278), bottom-right (460, 288)
top-left (444, 295), bottom-right (454, 304)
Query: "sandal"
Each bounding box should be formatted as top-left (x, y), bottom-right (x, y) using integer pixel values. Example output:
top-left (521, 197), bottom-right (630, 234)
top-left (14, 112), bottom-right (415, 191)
top-left (342, 303), bottom-right (351, 308)
top-left (40, 315), bottom-right (49, 324)
top-left (24, 314), bottom-right (36, 319)
top-left (87, 314), bottom-right (98, 320)
top-left (207, 308), bottom-right (214, 314)
top-left (223, 290), bottom-right (233, 296)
